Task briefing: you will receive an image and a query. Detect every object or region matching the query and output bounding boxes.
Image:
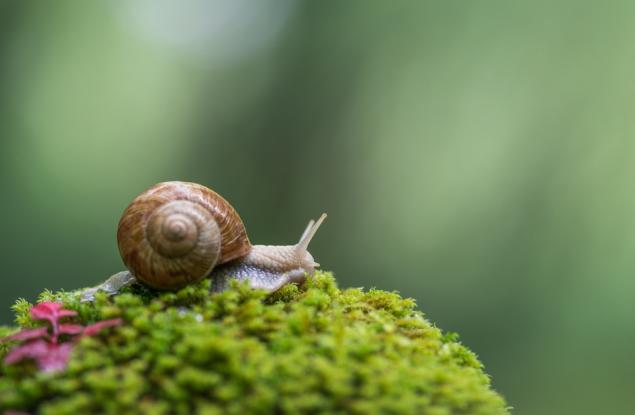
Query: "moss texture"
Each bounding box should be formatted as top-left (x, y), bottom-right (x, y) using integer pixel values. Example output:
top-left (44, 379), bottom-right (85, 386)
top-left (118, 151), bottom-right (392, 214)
top-left (0, 272), bottom-right (509, 415)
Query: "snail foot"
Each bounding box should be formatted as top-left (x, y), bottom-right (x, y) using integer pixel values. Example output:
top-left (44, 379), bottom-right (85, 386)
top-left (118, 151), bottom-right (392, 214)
top-left (80, 271), bottom-right (137, 302)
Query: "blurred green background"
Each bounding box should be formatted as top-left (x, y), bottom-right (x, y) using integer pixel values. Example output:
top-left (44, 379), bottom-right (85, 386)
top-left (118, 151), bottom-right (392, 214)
top-left (1, 1), bottom-right (634, 413)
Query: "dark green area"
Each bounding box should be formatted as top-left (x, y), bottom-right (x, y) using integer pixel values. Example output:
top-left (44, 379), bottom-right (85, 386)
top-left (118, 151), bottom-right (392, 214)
top-left (0, 272), bottom-right (508, 414)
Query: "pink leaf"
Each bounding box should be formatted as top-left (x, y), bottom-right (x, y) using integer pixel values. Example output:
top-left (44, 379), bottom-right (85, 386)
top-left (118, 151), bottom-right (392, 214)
top-left (4, 302), bottom-right (124, 373)
top-left (30, 302), bottom-right (77, 323)
top-left (4, 339), bottom-right (49, 364)
top-left (57, 309), bottom-right (78, 318)
top-left (59, 324), bottom-right (83, 335)
top-left (37, 342), bottom-right (73, 373)
top-left (3, 327), bottom-right (49, 342)
top-left (30, 302), bottom-right (62, 320)
top-left (82, 318), bottom-right (122, 337)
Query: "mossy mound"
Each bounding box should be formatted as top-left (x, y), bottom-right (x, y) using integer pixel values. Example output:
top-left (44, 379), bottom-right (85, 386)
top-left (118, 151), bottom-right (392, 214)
top-left (0, 272), bottom-right (509, 414)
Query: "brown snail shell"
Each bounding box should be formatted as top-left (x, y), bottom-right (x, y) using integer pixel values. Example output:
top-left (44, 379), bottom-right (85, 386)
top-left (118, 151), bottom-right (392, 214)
top-left (116, 181), bottom-right (251, 290)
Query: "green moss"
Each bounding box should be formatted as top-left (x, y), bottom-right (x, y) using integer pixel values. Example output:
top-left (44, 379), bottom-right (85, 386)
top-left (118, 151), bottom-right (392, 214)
top-left (0, 271), bottom-right (509, 414)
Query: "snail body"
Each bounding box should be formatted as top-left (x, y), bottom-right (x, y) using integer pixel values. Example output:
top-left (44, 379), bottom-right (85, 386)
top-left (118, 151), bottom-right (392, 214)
top-left (82, 181), bottom-right (326, 301)
top-left (210, 219), bottom-right (324, 293)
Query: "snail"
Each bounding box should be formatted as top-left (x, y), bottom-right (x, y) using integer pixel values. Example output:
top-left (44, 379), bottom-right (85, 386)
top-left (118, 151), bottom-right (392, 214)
top-left (81, 181), bottom-right (326, 301)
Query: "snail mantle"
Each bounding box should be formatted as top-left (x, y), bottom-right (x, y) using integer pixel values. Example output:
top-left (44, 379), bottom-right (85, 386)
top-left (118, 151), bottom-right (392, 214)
top-left (82, 181), bottom-right (327, 302)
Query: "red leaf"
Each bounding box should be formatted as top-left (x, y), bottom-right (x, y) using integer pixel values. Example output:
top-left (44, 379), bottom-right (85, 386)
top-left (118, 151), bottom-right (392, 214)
top-left (30, 302), bottom-right (77, 323)
top-left (4, 339), bottom-right (49, 364)
top-left (37, 342), bottom-right (73, 373)
top-left (82, 318), bottom-right (122, 336)
top-left (57, 310), bottom-right (78, 318)
top-left (4, 340), bottom-right (74, 372)
top-left (59, 324), bottom-right (83, 335)
top-left (4, 302), bottom-right (124, 373)
top-left (30, 302), bottom-right (62, 320)
top-left (3, 327), bottom-right (49, 342)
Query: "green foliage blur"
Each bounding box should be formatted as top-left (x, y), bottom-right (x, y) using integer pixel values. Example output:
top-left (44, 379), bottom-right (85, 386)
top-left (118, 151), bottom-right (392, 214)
top-left (0, 1), bottom-right (632, 414)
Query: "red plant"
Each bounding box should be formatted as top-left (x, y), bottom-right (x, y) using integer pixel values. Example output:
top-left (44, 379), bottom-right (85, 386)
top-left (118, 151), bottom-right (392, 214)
top-left (2, 302), bottom-right (121, 373)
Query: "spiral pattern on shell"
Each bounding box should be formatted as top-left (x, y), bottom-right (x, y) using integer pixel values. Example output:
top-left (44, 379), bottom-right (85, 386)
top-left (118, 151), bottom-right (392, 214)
top-left (117, 181), bottom-right (251, 290)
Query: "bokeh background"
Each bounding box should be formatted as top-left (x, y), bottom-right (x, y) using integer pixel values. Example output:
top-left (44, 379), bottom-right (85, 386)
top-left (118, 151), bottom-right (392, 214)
top-left (1, 1), bottom-right (633, 413)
